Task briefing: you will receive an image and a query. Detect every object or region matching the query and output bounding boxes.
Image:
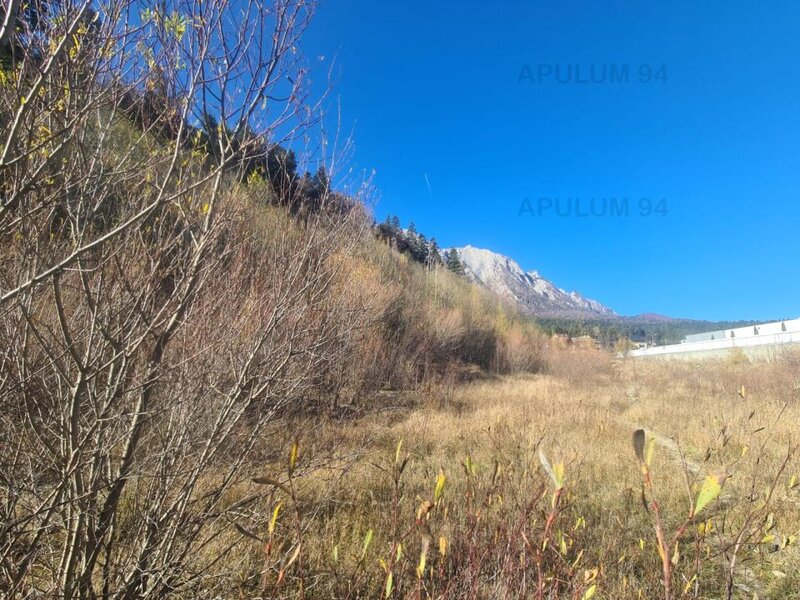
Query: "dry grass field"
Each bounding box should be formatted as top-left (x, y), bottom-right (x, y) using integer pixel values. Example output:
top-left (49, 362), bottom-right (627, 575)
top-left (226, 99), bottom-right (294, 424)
top-left (3, 2), bottom-right (797, 598)
top-left (214, 348), bottom-right (800, 599)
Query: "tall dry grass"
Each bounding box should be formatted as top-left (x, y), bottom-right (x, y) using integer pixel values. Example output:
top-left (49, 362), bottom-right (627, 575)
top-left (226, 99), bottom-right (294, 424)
top-left (211, 350), bottom-right (800, 599)
top-left (324, 235), bottom-right (548, 401)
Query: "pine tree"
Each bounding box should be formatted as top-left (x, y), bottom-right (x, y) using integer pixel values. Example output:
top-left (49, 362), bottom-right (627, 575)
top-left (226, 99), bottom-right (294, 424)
top-left (445, 250), bottom-right (465, 276)
top-left (428, 237), bottom-right (443, 266)
top-left (412, 232), bottom-right (428, 264)
top-left (313, 166), bottom-right (329, 197)
top-left (376, 215), bottom-right (399, 243)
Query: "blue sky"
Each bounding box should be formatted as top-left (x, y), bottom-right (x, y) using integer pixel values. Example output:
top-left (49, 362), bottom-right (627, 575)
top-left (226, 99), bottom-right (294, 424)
top-left (303, 0), bottom-right (800, 321)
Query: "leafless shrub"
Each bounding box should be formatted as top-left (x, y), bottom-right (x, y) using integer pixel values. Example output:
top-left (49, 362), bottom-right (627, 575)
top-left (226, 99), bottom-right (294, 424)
top-left (0, 0), bottom-right (371, 596)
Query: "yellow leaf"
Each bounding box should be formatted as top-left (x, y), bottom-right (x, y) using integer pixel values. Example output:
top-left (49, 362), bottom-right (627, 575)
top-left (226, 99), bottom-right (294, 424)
top-left (671, 541), bottom-right (680, 566)
top-left (645, 437), bottom-right (656, 467)
top-left (438, 536), bottom-right (447, 557)
top-left (656, 541), bottom-right (666, 563)
top-left (434, 469), bottom-right (446, 503)
top-left (553, 462), bottom-right (565, 487)
top-left (288, 439), bottom-right (298, 474)
top-left (269, 502), bottom-right (283, 535)
top-left (571, 549), bottom-right (584, 569)
top-left (581, 584), bottom-right (597, 600)
top-left (683, 574), bottom-right (697, 594)
top-left (416, 549), bottom-right (427, 579)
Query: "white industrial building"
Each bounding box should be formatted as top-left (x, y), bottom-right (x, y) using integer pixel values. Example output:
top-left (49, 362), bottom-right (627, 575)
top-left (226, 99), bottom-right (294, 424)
top-left (629, 318), bottom-right (800, 359)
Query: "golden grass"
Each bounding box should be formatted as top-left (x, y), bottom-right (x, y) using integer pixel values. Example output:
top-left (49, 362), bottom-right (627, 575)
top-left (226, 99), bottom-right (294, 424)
top-left (205, 351), bottom-right (800, 599)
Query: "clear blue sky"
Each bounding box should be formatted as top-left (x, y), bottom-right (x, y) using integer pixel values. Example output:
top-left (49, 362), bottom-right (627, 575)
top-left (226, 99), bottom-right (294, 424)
top-left (303, 0), bottom-right (800, 321)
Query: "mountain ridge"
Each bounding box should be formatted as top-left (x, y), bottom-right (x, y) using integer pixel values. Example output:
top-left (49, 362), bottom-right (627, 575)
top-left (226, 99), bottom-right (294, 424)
top-left (450, 245), bottom-right (617, 319)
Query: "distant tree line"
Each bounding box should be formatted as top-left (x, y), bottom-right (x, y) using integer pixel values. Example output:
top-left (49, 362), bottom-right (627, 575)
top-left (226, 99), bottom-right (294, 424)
top-left (375, 215), bottom-right (466, 275)
top-left (537, 317), bottom-right (766, 347)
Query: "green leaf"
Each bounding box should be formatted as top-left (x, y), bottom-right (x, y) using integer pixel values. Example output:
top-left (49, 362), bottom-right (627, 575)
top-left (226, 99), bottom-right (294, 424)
top-left (361, 529), bottom-right (373, 560)
top-left (694, 473), bottom-right (723, 515)
top-left (385, 572), bottom-right (393, 598)
top-left (464, 454), bottom-right (476, 477)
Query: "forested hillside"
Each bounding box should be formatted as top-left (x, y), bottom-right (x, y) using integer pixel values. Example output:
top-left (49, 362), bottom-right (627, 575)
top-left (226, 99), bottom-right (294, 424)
top-left (0, 1), bottom-right (546, 595)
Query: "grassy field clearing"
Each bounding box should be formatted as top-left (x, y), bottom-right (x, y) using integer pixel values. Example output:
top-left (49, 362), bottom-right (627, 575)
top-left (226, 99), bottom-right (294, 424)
top-left (221, 350), bottom-right (800, 599)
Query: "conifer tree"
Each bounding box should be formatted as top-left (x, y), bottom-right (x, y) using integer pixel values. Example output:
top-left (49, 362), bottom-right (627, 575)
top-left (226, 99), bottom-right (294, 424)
top-left (445, 249), bottom-right (466, 276)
